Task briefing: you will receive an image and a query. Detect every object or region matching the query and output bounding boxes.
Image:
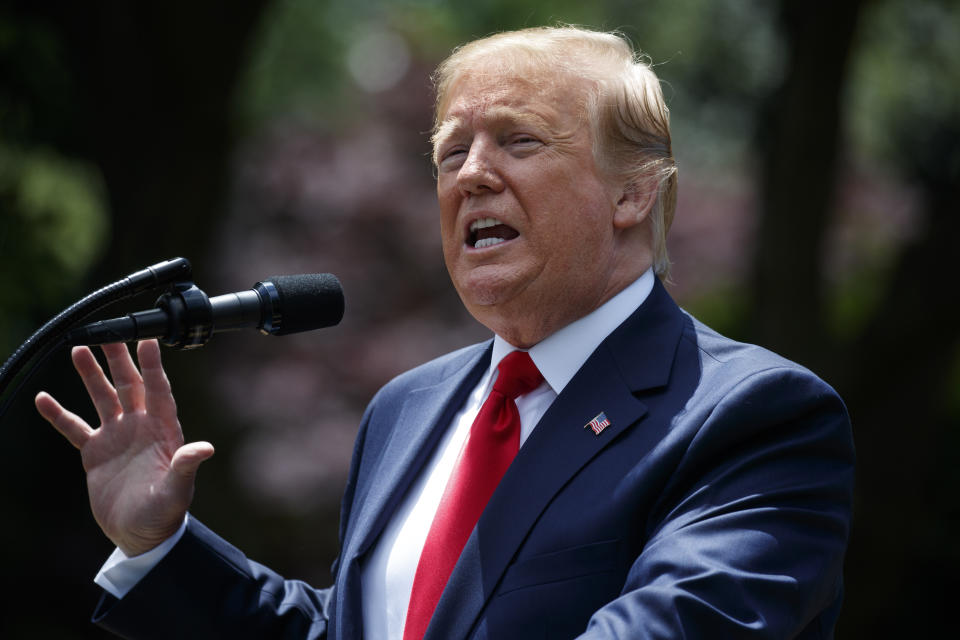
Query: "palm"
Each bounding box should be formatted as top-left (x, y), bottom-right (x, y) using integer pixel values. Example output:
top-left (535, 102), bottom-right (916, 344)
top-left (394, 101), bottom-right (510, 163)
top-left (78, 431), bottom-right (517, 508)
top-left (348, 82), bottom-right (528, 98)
top-left (35, 340), bottom-right (213, 556)
top-left (82, 410), bottom-right (187, 551)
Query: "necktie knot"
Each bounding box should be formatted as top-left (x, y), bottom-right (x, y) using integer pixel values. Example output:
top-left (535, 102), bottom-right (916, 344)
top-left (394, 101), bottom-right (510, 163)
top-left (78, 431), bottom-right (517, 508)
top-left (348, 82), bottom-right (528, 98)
top-left (493, 351), bottom-right (543, 400)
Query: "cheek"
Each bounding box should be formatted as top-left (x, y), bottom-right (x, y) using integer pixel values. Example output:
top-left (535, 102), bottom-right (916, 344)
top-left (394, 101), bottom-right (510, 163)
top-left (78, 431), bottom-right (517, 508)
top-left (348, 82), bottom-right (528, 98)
top-left (437, 187), bottom-right (460, 240)
top-left (538, 201), bottom-right (615, 270)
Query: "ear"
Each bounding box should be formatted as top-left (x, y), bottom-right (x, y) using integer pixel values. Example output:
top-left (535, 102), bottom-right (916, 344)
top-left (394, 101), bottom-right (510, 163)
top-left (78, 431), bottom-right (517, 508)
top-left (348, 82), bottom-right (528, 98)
top-left (612, 179), bottom-right (658, 230)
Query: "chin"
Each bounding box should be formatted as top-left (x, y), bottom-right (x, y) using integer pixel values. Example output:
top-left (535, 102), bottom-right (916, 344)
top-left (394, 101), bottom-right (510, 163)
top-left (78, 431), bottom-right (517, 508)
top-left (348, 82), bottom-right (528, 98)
top-left (458, 293), bottom-right (503, 330)
top-left (456, 285), bottom-right (508, 326)
top-left (452, 266), bottom-right (521, 308)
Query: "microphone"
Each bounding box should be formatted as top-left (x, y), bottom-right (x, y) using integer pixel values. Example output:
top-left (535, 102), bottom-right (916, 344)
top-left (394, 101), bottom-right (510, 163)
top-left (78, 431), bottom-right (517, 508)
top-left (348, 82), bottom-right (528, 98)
top-left (65, 274), bottom-right (344, 349)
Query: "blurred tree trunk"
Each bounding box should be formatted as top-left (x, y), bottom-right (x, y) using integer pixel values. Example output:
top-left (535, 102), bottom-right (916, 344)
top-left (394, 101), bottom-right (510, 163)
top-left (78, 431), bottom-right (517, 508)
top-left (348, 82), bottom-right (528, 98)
top-left (3, 2), bottom-right (270, 638)
top-left (749, 0), bottom-right (865, 368)
top-left (837, 115), bottom-right (960, 637)
top-left (751, 0), bottom-right (960, 637)
top-left (54, 0), bottom-right (270, 278)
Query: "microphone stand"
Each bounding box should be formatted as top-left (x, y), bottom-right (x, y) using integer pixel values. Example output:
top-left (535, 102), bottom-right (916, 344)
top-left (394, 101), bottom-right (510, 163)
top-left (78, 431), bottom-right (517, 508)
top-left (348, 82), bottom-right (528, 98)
top-left (0, 257), bottom-right (194, 420)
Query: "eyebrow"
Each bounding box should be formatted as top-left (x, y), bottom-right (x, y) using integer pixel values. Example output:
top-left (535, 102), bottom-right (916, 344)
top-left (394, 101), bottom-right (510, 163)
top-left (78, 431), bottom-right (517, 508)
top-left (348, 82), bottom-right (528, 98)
top-left (432, 105), bottom-right (557, 159)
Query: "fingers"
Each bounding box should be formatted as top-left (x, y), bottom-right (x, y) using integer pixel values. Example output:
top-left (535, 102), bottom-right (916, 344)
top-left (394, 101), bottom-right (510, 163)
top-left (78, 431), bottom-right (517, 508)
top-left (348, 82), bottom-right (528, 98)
top-left (102, 342), bottom-right (145, 414)
top-left (70, 340), bottom-right (174, 427)
top-left (71, 346), bottom-right (123, 424)
top-left (35, 391), bottom-right (95, 449)
top-left (138, 340), bottom-right (178, 420)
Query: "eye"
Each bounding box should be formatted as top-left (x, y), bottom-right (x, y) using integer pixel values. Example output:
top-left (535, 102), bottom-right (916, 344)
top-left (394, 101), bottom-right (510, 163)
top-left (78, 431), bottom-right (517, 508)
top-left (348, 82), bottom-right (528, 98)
top-left (438, 145), bottom-right (468, 170)
top-left (506, 133), bottom-right (542, 151)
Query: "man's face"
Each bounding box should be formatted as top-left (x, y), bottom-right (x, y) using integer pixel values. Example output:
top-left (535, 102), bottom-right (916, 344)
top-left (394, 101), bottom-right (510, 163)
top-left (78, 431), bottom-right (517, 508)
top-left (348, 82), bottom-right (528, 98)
top-left (435, 71), bottom-right (639, 347)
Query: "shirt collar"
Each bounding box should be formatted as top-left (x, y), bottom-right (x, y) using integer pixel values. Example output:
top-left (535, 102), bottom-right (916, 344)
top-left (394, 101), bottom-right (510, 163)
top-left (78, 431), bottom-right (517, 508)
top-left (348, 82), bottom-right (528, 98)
top-left (490, 268), bottom-right (655, 394)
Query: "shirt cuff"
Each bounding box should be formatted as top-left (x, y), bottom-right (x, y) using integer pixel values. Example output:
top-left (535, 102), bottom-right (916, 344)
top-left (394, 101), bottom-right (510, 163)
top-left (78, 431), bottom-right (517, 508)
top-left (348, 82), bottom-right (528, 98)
top-left (93, 515), bottom-right (189, 599)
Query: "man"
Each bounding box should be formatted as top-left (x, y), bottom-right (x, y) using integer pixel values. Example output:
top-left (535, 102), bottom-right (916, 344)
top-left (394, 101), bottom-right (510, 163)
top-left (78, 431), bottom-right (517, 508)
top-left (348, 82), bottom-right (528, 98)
top-left (36, 26), bottom-right (854, 639)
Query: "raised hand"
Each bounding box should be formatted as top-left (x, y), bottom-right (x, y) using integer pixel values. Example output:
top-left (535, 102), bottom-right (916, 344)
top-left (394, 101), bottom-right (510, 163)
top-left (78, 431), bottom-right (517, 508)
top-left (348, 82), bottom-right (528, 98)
top-left (35, 339), bottom-right (214, 556)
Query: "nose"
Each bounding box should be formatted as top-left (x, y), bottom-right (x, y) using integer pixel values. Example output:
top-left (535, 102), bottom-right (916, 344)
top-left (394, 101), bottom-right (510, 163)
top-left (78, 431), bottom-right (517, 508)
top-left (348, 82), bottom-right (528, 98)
top-left (457, 138), bottom-right (504, 196)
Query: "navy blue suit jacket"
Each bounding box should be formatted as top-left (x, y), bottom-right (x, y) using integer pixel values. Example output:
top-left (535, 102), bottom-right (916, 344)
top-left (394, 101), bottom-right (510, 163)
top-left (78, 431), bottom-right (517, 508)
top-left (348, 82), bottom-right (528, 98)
top-left (93, 279), bottom-right (855, 639)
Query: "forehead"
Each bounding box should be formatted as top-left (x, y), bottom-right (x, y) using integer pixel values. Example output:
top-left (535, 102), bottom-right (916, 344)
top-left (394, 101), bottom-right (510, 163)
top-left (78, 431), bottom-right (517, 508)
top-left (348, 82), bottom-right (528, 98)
top-left (435, 71), bottom-right (586, 140)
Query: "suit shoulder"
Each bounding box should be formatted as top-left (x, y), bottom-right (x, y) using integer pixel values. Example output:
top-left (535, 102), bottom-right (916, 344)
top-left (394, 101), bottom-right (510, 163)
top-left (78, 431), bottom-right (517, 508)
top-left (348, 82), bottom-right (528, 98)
top-left (371, 341), bottom-right (491, 401)
top-left (677, 311), bottom-right (846, 409)
top-left (666, 314), bottom-right (854, 494)
top-left (682, 312), bottom-right (815, 376)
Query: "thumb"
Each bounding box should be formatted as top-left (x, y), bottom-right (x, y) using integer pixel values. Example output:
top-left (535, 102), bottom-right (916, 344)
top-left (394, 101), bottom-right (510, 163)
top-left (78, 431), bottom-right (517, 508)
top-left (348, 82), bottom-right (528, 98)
top-left (170, 441), bottom-right (215, 478)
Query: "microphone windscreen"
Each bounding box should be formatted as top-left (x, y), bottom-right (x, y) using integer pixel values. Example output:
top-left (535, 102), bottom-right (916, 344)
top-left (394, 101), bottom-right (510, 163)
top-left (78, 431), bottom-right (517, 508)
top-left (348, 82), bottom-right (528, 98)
top-left (267, 274), bottom-right (344, 335)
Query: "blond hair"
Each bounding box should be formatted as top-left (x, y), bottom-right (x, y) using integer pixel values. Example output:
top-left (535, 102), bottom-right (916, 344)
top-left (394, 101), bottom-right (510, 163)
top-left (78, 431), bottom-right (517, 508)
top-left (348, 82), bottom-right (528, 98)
top-left (431, 26), bottom-right (678, 277)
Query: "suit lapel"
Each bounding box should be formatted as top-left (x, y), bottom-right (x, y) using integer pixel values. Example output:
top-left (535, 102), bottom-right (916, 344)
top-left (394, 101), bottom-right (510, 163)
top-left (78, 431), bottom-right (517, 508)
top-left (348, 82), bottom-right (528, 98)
top-left (346, 345), bottom-right (491, 563)
top-left (425, 279), bottom-right (686, 640)
top-left (334, 344), bottom-right (490, 640)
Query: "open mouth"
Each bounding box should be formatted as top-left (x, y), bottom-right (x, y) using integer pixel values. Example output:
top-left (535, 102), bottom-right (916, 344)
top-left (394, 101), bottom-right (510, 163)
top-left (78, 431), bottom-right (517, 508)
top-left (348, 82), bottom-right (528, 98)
top-left (468, 217), bottom-right (519, 249)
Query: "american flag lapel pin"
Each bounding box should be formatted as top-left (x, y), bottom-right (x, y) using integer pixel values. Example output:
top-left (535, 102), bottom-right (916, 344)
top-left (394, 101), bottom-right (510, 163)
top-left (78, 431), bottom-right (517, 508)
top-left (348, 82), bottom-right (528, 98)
top-left (585, 412), bottom-right (611, 436)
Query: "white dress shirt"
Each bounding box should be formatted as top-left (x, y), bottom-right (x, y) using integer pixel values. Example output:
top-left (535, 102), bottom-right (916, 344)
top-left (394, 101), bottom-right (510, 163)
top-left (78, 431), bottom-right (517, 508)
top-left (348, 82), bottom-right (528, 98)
top-left (96, 269), bottom-right (656, 640)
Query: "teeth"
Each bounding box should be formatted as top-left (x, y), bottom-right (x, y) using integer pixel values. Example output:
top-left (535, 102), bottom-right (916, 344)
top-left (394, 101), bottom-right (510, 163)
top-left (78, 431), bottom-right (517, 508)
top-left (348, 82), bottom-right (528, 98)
top-left (475, 237), bottom-right (505, 248)
top-left (470, 217), bottom-right (501, 232)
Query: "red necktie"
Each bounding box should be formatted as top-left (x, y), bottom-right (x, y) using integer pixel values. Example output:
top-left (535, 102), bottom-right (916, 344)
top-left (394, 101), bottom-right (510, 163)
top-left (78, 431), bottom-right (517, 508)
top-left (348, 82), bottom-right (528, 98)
top-left (403, 350), bottom-right (543, 640)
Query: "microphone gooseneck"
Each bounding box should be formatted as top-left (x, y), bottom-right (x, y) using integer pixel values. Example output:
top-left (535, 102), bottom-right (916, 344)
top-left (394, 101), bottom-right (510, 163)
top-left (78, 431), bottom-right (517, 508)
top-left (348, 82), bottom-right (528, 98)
top-left (0, 258), bottom-right (194, 416)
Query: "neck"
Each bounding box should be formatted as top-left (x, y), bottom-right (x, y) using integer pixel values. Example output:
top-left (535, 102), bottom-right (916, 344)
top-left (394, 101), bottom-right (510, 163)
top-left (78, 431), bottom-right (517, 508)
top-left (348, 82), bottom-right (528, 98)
top-left (481, 262), bottom-right (653, 349)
